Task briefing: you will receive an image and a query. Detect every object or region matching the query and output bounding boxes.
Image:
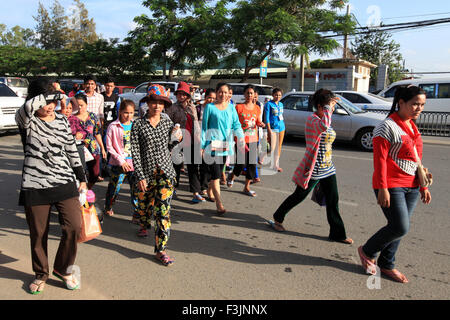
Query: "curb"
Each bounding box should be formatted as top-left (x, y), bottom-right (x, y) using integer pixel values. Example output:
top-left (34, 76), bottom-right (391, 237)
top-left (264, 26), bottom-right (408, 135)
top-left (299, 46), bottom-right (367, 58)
top-left (422, 138), bottom-right (450, 146)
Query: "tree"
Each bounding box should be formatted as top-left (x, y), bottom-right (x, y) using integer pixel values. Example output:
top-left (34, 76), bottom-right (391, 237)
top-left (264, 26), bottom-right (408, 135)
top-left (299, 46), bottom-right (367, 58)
top-left (128, 0), bottom-right (229, 80)
top-left (0, 24), bottom-right (35, 47)
top-left (66, 0), bottom-right (98, 49)
top-left (226, 0), bottom-right (355, 82)
top-left (351, 28), bottom-right (404, 86)
top-left (34, 1), bottom-right (53, 49)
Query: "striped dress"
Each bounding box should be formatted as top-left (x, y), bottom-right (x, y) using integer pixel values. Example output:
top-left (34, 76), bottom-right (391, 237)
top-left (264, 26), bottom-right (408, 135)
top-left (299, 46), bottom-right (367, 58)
top-left (15, 95), bottom-right (86, 206)
top-left (292, 105), bottom-right (333, 189)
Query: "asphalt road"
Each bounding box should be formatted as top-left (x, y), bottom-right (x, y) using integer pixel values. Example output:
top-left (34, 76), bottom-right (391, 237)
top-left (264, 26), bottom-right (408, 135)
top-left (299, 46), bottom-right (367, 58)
top-left (0, 132), bottom-right (449, 300)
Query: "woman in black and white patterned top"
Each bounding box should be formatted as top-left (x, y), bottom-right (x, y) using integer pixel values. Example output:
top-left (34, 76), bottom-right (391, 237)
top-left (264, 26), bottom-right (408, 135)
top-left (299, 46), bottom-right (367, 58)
top-left (131, 84), bottom-right (182, 266)
top-left (15, 78), bottom-right (87, 294)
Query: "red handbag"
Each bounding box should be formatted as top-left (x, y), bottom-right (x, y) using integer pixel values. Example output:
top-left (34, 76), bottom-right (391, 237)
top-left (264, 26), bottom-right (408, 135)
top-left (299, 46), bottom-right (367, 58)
top-left (78, 202), bottom-right (102, 243)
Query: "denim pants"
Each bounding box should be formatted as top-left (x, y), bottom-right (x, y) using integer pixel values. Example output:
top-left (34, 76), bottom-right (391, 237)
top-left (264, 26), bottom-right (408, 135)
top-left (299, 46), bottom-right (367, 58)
top-left (362, 187), bottom-right (419, 270)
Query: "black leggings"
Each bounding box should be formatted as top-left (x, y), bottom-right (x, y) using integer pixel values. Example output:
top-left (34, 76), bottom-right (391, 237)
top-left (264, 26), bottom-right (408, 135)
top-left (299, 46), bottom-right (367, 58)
top-left (273, 174), bottom-right (348, 241)
top-left (232, 142), bottom-right (257, 180)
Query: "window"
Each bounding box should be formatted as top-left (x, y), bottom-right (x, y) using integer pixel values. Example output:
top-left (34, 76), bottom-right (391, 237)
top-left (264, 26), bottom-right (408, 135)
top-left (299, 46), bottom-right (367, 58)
top-left (341, 93), bottom-right (370, 104)
top-left (6, 78), bottom-right (28, 88)
top-left (383, 85), bottom-right (400, 98)
top-left (437, 83), bottom-right (450, 98)
top-left (0, 83), bottom-right (17, 97)
top-left (255, 86), bottom-right (273, 96)
top-left (229, 85), bottom-right (244, 95)
top-left (136, 83), bottom-right (149, 94)
top-left (281, 96), bottom-right (309, 110)
top-left (419, 84), bottom-right (436, 98)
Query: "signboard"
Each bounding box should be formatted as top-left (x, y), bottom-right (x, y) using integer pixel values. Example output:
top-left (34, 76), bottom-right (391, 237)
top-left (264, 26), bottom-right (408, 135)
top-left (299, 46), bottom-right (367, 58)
top-left (260, 56), bottom-right (268, 78)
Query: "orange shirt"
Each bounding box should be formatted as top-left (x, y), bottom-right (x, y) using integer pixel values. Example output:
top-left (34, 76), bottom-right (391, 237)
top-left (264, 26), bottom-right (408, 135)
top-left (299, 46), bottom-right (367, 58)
top-left (235, 103), bottom-right (262, 143)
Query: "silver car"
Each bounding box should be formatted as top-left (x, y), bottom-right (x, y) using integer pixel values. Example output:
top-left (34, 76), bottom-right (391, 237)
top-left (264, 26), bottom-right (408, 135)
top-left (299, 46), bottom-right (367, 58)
top-left (280, 91), bottom-right (386, 151)
top-left (0, 83), bottom-right (25, 133)
top-left (119, 81), bottom-right (178, 107)
top-left (334, 91), bottom-right (392, 111)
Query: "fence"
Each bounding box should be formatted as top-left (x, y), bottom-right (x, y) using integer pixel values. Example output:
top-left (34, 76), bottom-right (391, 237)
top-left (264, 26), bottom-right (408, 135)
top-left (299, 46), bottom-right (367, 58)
top-left (367, 110), bottom-right (450, 137)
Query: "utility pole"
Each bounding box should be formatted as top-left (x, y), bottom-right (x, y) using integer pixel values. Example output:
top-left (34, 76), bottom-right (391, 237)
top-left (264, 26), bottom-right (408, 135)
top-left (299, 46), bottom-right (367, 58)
top-left (300, 54), bottom-right (305, 91)
top-left (343, 4), bottom-right (350, 59)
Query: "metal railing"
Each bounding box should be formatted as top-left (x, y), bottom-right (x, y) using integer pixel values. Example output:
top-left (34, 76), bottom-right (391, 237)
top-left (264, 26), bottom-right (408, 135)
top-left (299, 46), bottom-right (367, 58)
top-left (367, 110), bottom-right (450, 137)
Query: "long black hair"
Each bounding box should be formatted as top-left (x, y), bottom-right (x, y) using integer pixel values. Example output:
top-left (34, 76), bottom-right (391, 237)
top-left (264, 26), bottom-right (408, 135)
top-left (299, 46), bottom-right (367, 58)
top-left (388, 85), bottom-right (426, 116)
top-left (26, 78), bottom-right (53, 101)
top-left (310, 88), bottom-right (336, 111)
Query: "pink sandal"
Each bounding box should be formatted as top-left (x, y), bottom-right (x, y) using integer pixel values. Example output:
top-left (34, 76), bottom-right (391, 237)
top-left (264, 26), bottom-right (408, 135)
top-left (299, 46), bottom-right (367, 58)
top-left (155, 253), bottom-right (174, 266)
top-left (380, 268), bottom-right (409, 283)
top-left (357, 246), bottom-right (377, 275)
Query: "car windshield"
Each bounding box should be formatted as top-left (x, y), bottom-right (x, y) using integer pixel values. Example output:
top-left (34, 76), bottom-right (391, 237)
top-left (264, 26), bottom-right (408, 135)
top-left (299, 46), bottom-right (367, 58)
top-left (6, 78), bottom-right (28, 88)
top-left (0, 83), bottom-right (18, 97)
top-left (255, 86), bottom-right (273, 96)
top-left (336, 95), bottom-right (366, 114)
top-left (367, 92), bottom-right (390, 102)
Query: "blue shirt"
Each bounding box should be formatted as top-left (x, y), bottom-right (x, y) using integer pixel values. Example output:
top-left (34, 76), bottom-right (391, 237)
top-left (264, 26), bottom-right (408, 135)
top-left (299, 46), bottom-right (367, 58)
top-left (264, 100), bottom-right (285, 132)
top-left (201, 102), bottom-right (244, 156)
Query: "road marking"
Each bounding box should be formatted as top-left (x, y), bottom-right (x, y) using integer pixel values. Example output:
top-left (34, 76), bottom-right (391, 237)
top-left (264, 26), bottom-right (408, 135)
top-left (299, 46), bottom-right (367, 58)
top-left (251, 185), bottom-right (358, 207)
top-left (282, 147), bottom-right (372, 161)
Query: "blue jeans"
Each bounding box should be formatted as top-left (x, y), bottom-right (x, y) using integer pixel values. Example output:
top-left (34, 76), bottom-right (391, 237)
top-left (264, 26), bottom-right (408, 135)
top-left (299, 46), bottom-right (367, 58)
top-left (362, 187), bottom-right (419, 270)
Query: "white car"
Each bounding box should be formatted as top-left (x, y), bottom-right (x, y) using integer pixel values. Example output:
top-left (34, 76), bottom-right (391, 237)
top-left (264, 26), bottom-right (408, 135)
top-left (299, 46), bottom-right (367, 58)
top-left (281, 91), bottom-right (386, 151)
top-left (334, 91), bottom-right (392, 111)
top-left (0, 83), bottom-right (25, 133)
top-left (0, 76), bottom-right (28, 99)
top-left (227, 83), bottom-right (273, 105)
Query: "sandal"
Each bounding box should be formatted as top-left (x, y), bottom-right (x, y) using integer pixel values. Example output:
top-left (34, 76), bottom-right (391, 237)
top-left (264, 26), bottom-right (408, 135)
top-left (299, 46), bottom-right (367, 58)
top-left (243, 190), bottom-right (257, 197)
top-left (52, 271), bottom-right (79, 290)
top-left (217, 208), bottom-right (227, 216)
top-left (277, 167), bottom-right (283, 172)
top-left (104, 209), bottom-right (114, 217)
top-left (137, 228), bottom-right (148, 237)
top-left (330, 237), bottom-right (354, 245)
top-left (357, 246), bottom-right (377, 275)
top-left (267, 220), bottom-right (286, 232)
top-left (155, 253), bottom-right (174, 266)
top-left (131, 216), bottom-right (140, 225)
top-left (380, 268), bottom-right (409, 283)
top-left (192, 194), bottom-right (206, 203)
top-left (226, 174), bottom-right (234, 188)
top-left (29, 279), bottom-right (45, 295)
top-left (251, 178), bottom-right (261, 184)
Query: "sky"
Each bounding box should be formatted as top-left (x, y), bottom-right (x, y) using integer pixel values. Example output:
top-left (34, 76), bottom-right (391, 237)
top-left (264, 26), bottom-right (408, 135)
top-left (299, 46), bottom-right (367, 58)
top-left (1, 0), bottom-right (450, 78)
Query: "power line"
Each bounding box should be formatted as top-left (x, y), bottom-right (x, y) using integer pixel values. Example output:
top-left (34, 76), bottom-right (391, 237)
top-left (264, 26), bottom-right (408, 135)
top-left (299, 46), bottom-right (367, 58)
top-left (382, 12), bottom-right (450, 21)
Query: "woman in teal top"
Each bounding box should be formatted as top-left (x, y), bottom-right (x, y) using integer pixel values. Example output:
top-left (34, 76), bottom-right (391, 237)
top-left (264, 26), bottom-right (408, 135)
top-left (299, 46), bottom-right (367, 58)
top-left (264, 87), bottom-right (286, 172)
top-left (201, 82), bottom-right (245, 215)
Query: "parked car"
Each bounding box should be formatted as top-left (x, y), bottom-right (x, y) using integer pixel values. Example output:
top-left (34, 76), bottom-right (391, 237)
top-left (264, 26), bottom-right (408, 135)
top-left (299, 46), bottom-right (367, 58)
top-left (377, 77), bottom-right (450, 112)
top-left (0, 83), bottom-right (25, 133)
top-left (0, 76), bottom-right (29, 99)
top-left (119, 81), bottom-right (194, 107)
top-left (334, 90), bottom-right (392, 111)
top-left (114, 86), bottom-right (135, 95)
top-left (59, 79), bottom-right (84, 95)
top-left (227, 83), bottom-right (273, 104)
top-left (281, 91), bottom-right (386, 151)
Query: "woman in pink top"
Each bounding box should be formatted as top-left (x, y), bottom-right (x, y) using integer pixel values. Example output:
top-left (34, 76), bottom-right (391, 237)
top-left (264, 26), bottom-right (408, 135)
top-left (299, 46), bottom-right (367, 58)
top-left (103, 100), bottom-right (138, 221)
top-left (268, 89), bottom-right (353, 245)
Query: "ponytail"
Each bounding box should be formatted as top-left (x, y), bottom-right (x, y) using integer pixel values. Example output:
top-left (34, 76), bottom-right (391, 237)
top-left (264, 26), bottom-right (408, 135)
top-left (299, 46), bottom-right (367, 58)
top-left (388, 85), bottom-right (426, 117)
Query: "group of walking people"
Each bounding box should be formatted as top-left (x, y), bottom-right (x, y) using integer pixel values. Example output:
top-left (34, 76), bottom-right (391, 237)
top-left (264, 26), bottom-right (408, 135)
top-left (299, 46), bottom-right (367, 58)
top-left (15, 76), bottom-right (432, 294)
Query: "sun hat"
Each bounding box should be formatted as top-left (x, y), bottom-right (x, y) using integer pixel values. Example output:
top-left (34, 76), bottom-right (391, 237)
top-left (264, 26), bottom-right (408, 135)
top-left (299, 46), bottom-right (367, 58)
top-left (174, 81), bottom-right (191, 98)
top-left (143, 84), bottom-right (172, 107)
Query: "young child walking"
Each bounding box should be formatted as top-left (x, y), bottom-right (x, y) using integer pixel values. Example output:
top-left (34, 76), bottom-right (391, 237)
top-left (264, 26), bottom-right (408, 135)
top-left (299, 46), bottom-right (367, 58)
top-left (104, 100), bottom-right (139, 222)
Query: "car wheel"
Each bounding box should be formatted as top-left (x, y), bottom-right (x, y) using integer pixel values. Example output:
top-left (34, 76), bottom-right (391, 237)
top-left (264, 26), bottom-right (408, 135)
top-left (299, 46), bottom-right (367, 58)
top-left (355, 127), bottom-right (374, 151)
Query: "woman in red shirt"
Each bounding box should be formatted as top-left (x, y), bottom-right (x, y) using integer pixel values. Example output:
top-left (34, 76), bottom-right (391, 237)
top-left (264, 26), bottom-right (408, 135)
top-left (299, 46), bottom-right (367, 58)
top-left (358, 86), bottom-right (432, 283)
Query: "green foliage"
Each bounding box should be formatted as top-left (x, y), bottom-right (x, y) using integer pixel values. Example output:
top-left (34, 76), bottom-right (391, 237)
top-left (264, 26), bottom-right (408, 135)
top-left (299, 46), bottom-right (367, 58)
top-left (0, 24), bottom-right (35, 47)
top-left (351, 29), bottom-right (404, 85)
top-left (128, 0), bottom-right (230, 80)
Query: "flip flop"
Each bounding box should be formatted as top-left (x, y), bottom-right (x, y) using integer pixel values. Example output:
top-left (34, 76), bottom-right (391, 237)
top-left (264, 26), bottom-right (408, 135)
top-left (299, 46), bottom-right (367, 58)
top-left (155, 253), bottom-right (174, 267)
top-left (243, 190), bottom-right (257, 197)
top-left (52, 271), bottom-right (79, 290)
top-left (380, 268), bottom-right (409, 283)
top-left (357, 246), bottom-right (377, 275)
top-left (104, 210), bottom-right (114, 217)
top-left (29, 279), bottom-right (45, 295)
top-left (267, 220), bottom-right (286, 232)
top-left (217, 208), bottom-right (227, 216)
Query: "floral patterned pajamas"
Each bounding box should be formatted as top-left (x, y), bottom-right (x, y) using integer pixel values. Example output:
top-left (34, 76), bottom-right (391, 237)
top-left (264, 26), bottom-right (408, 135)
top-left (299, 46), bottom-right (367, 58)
top-left (135, 170), bottom-right (174, 253)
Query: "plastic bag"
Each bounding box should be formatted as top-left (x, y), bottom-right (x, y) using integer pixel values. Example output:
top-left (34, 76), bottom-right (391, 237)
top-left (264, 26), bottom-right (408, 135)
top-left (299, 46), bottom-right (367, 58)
top-left (78, 202), bottom-right (102, 243)
top-left (311, 183), bottom-right (326, 207)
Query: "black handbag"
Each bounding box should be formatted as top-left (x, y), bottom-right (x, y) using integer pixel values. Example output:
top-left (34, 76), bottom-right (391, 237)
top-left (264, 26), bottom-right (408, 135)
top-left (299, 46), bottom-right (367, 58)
top-left (311, 182), bottom-right (326, 207)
